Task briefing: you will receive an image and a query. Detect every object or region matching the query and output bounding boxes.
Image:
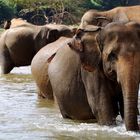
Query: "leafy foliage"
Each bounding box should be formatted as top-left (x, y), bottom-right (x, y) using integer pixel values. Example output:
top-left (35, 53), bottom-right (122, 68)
top-left (0, 0), bottom-right (15, 24)
top-left (90, 0), bottom-right (140, 10)
top-left (0, 0), bottom-right (140, 25)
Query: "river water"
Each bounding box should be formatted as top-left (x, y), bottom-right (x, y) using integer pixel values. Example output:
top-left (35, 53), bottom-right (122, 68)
top-left (0, 66), bottom-right (140, 140)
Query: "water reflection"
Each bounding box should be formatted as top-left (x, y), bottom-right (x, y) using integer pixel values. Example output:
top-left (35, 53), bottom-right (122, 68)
top-left (0, 66), bottom-right (139, 140)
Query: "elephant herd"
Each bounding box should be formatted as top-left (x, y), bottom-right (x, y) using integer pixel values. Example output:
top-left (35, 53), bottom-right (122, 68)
top-left (1, 5), bottom-right (140, 132)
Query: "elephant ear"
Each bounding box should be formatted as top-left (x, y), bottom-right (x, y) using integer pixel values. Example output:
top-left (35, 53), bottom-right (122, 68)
top-left (47, 29), bottom-right (60, 43)
top-left (4, 20), bottom-right (11, 29)
top-left (68, 26), bottom-right (101, 52)
top-left (94, 16), bottom-right (111, 27)
top-left (83, 24), bottom-right (102, 32)
top-left (113, 11), bottom-right (129, 23)
top-left (96, 28), bottom-right (105, 52)
top-left (68, 29), bottom-right (84, 52)
top-left (126, 21), bottom-right (140, 35)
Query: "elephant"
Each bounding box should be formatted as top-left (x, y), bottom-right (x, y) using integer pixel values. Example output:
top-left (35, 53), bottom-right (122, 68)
top-left (97, 22), bottom-right (140, 131)
top-left (31, 37), bottom-right (69, 99)
top-left (69, 22), bottom-right (140, 131)
top-left (31, 36), bottom-right (118, 124)
top-left (79, 5), bottom-right (140, 28)
top-left (4, 18), bottom-right (27, 29)
top-left (67, 27), bottom-right (120, 125)
top-left (0, 22), bottom-right (75, 74)
top-left (31, 36), bottom-right (95, 120)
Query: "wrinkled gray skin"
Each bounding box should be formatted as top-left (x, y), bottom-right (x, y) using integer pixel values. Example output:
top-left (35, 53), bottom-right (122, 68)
top-left (80, 5), bottom-right (140, 28)
top-left (98, 22), bottom-right (140, 131)
top-left (68, 27), bottom-right (119, 125)
top-left (31, 37), bottom-right (70, 99)
top-left (0, 23), bottom-right (74, 74)
top-left (31, 37), bottom-right (94, 120)
top-left (32, 36), bottom-right (118, 123)
top-left (73, 22), bottom-right (140, 131)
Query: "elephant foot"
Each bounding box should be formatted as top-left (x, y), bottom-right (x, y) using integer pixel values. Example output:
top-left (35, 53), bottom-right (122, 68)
top-left (134, 125), bottom-right (140, 133)
top-left (38, 90), bottom-right (54, 100)
top-left (126, 123), bottom-right (139, 132)
top-left (38, 93), bottom-right (47, 99)
top-left (1, 56), bottom-right (14, 74)
top-left (37, 80), bottom-right (54, 100)
top-left (98, 118), bottom-right (116, 126)
top-left (0, 64), bottom-right (14, 74)
top-left (138, 124), bottom-right (140, 132)
top-left (137, 108), bottom-right (139, 115)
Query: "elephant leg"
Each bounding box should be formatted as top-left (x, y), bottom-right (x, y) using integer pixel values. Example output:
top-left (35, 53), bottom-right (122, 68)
top-left (118, 93), bottom-right (124, 119)
top-left (37, 80), bottom-right (54, 100)
top-left (137, 108), bottom-right (139, 115)
top-left (0, 51), bottom-right (14, 74)
top-left (114, 83), bottom-right (124, 119)
top-left (2, 62), bottom-right (14, 74)
top-left (60, 109), bottom-right (72, 119)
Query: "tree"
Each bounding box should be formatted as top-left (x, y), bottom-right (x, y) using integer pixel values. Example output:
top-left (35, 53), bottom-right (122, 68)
top-left (16, 0), bottom-right (86, 25)
top-left (90, 0), bottom-right (140, 10)
top-left (2, 0), bottom-right (140, 26)
top-left (0, 0), bottom-right (15, 24)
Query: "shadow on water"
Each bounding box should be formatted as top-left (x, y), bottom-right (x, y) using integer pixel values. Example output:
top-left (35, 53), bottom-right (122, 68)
top-left (0, 66), bottom-right (140, 140)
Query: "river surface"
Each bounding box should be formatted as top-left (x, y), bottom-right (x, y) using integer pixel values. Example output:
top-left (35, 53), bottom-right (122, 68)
top-left (0, 66), bottom-right (140, 140)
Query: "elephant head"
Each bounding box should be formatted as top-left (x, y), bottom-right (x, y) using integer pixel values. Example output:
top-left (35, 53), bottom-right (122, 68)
top-left (79, 10), bottom-right (111, 29)
top-left (46, 24), bottom-right (76, 39)
top-left (68, 25), bottom-right (102, 72)
top-left (79, 7), bottom-right (130, 29)
top-left (98, 22), bottom-right (140, 131)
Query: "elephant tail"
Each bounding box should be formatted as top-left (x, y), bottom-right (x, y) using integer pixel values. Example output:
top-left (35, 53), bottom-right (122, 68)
top-left (47, 53), bottom-right (56, 63)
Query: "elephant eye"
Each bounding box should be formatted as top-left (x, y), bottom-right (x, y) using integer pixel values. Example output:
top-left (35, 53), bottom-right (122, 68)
top-left (107, 51), bottom-right (117, 61)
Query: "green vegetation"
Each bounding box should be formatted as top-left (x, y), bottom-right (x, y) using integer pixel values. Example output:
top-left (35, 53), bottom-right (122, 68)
top-left (0, 0), bottom-right (15, 24)
top-left (0, 0), bottom-right (139, 25)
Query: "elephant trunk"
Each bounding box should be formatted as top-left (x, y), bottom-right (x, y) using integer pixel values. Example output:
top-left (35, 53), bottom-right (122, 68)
top-left (117, 56), bottom-right (140, 131)
top-left (124, 90), bottom-right (139, 131)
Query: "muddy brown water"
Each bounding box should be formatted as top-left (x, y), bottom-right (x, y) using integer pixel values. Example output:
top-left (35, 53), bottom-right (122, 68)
top-left (0, 66), bottom-right (140, 140)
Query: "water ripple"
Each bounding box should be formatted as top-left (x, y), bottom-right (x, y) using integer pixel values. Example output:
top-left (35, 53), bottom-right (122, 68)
top-left (0, 66), bottom-right (140, 140)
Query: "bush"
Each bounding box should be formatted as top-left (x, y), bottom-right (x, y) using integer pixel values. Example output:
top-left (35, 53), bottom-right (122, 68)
top-left (0, 0), bottom-right (15, 24)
